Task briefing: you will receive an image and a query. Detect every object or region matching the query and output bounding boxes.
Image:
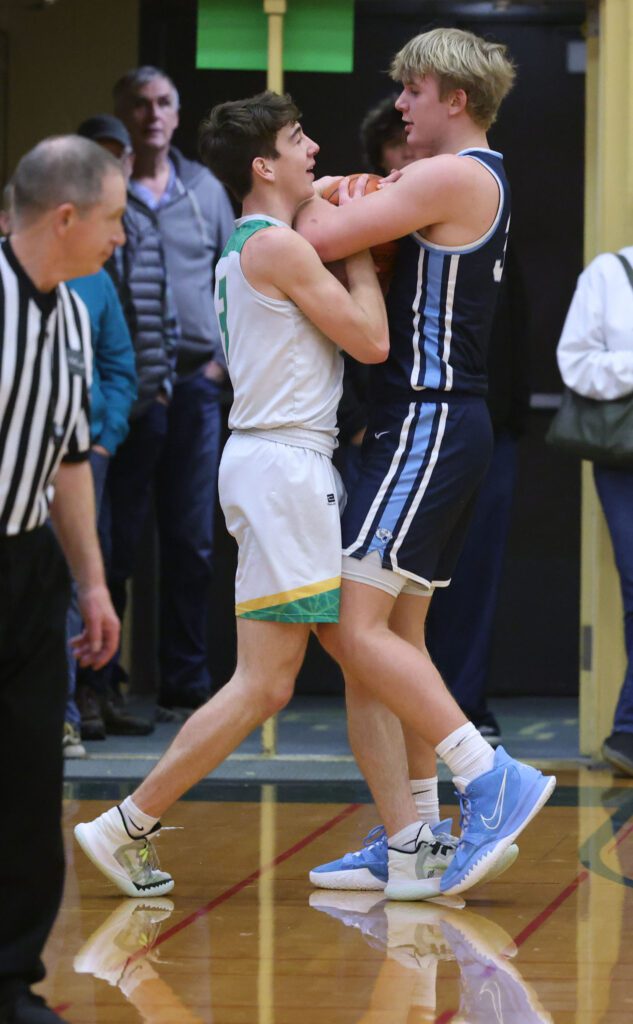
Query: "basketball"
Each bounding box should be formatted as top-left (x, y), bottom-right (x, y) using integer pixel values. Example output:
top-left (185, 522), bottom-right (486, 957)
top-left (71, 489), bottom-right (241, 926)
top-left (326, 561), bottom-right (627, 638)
top-left (322, 173), bottom-right (398, 291)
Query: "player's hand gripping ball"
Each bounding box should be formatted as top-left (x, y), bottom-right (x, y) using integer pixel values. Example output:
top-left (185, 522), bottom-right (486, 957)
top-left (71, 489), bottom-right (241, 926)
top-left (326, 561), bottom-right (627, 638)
top-left (321, 173), bottom-right (399, 292)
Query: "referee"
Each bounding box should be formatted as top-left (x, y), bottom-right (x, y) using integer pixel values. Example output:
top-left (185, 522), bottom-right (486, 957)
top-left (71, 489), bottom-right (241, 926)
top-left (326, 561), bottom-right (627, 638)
top-left (0, 137), bottom-right (123, 1024)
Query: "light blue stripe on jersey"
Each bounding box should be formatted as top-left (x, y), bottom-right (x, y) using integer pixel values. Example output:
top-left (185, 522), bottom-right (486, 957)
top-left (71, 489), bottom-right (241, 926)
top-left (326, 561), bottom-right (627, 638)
top-left (419, 250), bottom-right (445, 390)
top-left (364, 403), bottom-right (438, 554)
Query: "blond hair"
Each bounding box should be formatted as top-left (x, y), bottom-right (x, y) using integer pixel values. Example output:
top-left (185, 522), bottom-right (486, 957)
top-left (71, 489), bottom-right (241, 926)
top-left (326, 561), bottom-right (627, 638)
top-left (390, 28), bottom-right (515, 130)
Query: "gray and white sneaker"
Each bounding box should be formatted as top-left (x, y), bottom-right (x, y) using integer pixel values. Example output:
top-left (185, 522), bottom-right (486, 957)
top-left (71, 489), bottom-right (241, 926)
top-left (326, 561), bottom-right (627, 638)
top-left (63, 722), bottom-right (86, 759)
top-left (385, 826), bottom-right (520, 902)
top-left (385, 823), bottom-right (459, 901)
top-left (74, 807), bottom-right (174, 898)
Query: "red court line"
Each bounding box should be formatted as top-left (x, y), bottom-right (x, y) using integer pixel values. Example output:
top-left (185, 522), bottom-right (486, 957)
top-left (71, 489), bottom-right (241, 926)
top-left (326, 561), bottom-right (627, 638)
top-left (433, 868), bottom-right (590, 1024)
top-left (138, 801), bottom-right (362, 954)
top-left (512, 868), bottom-right (589, 949)
top-left (54, 801), bottom-right (361, 1014)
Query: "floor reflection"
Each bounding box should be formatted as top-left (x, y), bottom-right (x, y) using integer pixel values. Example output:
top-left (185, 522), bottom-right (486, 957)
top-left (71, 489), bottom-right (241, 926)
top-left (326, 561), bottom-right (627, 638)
top-left (74, 898), bottom-right (204, 1023)
top-left (310, 892), bottom-right (554, 1023)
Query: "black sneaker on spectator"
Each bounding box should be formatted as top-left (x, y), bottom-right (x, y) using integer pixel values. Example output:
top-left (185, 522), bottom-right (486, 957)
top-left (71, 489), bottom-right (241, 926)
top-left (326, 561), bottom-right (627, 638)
top-left (102, 694), bottom-right (154, 737)
top-left (602, 732), bottom-right (633, 776)
top-left (77, 686), bottom-right (106, 741)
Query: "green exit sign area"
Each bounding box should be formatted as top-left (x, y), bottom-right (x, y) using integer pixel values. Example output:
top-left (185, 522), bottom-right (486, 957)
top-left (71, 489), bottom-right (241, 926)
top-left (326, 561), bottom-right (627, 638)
top-left (197, 0), bottom-right (354, 73)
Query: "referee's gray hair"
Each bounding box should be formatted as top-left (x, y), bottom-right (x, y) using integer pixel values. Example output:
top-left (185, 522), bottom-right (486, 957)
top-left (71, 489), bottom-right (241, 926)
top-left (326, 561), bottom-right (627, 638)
top-left (113, 65), bottom-right (180, 113)
top-left (11, 136), bottom-right (122, 222)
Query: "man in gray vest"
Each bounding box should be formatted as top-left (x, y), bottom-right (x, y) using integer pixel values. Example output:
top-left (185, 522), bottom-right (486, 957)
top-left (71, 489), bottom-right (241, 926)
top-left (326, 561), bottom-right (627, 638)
top-left (111, 66), bottom-right (234, 711)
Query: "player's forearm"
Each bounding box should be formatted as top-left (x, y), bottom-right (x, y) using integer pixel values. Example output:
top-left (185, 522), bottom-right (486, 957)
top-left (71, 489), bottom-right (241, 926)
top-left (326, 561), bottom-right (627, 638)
top-left (345, 251), bottom-right (390, 363)
top-left (49, 461), bottom-right (107, 594)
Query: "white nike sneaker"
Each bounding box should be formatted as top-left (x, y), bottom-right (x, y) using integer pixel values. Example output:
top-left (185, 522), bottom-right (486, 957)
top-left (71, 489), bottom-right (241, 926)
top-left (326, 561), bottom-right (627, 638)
top-left (75, 807), bottom-right (174, 898)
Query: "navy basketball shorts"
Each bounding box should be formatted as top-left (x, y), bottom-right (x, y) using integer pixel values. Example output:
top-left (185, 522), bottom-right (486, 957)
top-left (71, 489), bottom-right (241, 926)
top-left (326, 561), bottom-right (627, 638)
top-left (342, 396), bottom-right (493, 589)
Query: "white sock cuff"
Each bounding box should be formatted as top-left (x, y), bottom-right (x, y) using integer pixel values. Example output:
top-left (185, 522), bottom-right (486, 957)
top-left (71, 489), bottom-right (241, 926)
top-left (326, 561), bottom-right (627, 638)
top-left (409, 776), bottom-right (438, 792)
top-left (388, 820), bottom-right (423, 850)
top-left (119, 796), bottom-right (158, 838)
top-left (435, 722), bottom-right (476, 760)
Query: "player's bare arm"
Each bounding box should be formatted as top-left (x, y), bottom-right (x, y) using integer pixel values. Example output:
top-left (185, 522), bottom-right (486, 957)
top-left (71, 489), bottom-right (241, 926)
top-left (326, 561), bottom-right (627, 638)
top-left (295, 153), bottom-right (500, 263)
top-left (240, 225), bottom-right (389, 364)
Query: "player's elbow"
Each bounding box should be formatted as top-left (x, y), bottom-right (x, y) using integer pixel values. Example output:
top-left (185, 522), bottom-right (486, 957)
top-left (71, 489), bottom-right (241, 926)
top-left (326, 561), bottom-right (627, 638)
top-left (374, 334), bottom-right (390, 363)
top-left (361, 333), bottom-right (390, 365)
top-left (312, 234), bottom-right (340, 264)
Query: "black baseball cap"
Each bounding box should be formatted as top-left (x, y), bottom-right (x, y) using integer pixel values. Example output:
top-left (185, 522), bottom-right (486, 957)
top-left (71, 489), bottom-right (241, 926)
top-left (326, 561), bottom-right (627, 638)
top-left (77, 114), bottom-right (131, 150)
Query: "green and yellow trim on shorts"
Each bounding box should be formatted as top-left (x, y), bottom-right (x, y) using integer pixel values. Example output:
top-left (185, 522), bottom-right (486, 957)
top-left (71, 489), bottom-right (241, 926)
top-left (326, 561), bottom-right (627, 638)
top-left (236, 577), bottom-right (340, 623)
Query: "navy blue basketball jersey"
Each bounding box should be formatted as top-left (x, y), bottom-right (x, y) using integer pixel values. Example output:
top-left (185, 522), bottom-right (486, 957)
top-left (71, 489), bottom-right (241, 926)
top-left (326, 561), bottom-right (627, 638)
top-left (375, 148), bottom-right (511, 402)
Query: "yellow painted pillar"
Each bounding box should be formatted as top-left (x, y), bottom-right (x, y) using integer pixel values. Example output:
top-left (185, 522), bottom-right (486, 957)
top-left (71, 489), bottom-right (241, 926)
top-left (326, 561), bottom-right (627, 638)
top-left (264, 0), bottom-right (286, 93)
top-left (261, 0), bottom-right (287, 756)
top-left (579, 0), bottom-right (632, 757)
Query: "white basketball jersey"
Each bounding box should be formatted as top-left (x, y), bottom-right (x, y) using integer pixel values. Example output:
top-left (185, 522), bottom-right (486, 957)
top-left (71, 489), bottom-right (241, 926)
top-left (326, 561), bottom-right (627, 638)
top-left (214, 215), bottom-right (343, 456)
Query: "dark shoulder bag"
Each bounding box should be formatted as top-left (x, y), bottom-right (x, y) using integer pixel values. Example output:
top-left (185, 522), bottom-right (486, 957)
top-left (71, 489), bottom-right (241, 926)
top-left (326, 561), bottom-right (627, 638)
top-left (546, 253), bottom-right (633, 468)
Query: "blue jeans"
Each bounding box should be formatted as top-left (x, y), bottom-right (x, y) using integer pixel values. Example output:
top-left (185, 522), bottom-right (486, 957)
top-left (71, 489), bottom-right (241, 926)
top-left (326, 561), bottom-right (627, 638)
top-left (65, 449), bottom-right (110, 727)
top-left (593, 464), bottom-right (633, 734)
top-left (425, 431), bottom-right (518, 720)
top-left (155, 372), bottom-right (222, 703)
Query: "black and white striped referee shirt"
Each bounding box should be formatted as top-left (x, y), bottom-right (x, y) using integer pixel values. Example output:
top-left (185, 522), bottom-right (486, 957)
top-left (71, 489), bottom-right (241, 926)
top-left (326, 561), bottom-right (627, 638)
top-left (0, 238), bottom-right (92, 536)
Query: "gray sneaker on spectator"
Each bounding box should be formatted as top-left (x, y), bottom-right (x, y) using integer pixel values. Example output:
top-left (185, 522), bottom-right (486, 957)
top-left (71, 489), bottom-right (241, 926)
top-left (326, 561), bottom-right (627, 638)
top-left (62, 722), bottom-right (86, 759)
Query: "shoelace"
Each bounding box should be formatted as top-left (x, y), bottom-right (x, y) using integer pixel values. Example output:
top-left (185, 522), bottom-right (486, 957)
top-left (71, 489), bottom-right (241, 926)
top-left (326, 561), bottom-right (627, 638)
top-left (116, 835), bottom-right (165, 884)
top-left (137, 837), bottom-right (161, 872)
top-left (364, 825), bottom-right (387, 846)
top-left (432, 830), bottom-right (458, 850)
top-left (456, 791), bottom-right (472, 838)
top-left (352, 825), bottom-right (387, 858)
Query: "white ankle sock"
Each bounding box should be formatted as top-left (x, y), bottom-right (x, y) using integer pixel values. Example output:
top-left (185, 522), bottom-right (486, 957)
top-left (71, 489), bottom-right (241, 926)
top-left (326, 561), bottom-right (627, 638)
top-left (388, 820), bottom-right (425, 852)
top-left (435, 723), bottom-right (495, 783)
top-left (118, 796), bottom-right (159, 838)
top-left (409, 776), bottom-right (440, 826)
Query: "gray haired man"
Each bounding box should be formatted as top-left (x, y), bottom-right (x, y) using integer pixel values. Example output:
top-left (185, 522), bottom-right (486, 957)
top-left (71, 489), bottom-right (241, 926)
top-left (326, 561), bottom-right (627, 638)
top-left (107, 66), bottom-right (235, 711)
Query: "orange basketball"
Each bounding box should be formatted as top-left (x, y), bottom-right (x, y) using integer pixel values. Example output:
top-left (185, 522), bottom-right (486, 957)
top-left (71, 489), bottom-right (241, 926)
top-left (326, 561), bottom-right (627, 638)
top-left (323, 173), bottom-right (398, 292)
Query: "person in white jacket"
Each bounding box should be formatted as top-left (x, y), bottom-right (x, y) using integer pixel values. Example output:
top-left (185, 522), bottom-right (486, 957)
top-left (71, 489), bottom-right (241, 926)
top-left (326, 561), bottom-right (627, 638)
top-left (557, 247), bottom-right (633, 776)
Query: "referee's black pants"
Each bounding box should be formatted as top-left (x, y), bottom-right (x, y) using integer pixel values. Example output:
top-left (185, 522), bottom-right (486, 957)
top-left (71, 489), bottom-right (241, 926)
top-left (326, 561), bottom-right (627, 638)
top-left (0, 526), bottom-right (70, 1004)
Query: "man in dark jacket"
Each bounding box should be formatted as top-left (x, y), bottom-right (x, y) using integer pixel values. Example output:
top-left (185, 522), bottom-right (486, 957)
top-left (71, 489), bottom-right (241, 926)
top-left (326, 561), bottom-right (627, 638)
top-left (72, 114), bottom-right (178, 739)
top-left (113, 66), bottom-right (234, 709)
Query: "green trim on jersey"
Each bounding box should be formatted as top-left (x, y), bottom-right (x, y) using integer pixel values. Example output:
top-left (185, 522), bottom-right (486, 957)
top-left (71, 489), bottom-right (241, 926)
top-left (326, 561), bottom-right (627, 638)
top-left (221, 218), bottom-right (278, 257)
top-left (238, 585), bottom-right (340, 623)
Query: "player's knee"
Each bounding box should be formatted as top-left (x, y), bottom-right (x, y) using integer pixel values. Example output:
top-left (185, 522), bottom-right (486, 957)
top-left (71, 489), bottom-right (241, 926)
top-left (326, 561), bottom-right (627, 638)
top-left (258, 674), bottom-right (296, 717)
top-left (318, 619), bottom-right (365, 670)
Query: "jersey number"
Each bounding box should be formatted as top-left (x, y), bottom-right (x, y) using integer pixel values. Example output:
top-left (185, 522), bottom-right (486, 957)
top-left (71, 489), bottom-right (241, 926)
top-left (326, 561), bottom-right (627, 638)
top-left (217, 277), bottom-right (229, 361)
top-left (493, 215), bottom-right (511, 283)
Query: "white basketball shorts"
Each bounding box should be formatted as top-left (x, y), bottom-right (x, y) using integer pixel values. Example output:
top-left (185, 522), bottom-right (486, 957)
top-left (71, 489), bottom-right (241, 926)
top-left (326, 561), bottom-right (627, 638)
top-left (219, 433), bottom-right (343, 622)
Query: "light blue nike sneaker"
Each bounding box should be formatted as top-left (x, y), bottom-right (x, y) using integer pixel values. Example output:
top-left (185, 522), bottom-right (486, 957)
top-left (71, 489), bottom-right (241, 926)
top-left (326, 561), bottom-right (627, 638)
top-left (309, 825), bottom-right (389, 890)
top-left (309, 820), bottom-right (518, 893)
top-left (440, 746), bottom-right (556, 896)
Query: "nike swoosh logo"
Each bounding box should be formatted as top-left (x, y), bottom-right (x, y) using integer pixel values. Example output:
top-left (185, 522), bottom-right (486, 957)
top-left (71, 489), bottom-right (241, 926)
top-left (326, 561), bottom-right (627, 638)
top-left (480, 980), bottom-right (504, 1023)
top-left (480, 768), bottom-right (508, 831)
top-left (374, 430), bottom-right (389, 439)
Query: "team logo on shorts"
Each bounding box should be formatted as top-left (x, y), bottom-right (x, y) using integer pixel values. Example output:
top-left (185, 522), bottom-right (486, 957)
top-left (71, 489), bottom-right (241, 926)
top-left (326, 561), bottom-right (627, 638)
top-left (375, 527), bottom-right (393, 541)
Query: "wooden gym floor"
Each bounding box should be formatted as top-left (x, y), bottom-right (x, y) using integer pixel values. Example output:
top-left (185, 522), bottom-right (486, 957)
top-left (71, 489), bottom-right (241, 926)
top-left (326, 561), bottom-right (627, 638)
top-left (39, 767), bottom-right (633, 1023)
